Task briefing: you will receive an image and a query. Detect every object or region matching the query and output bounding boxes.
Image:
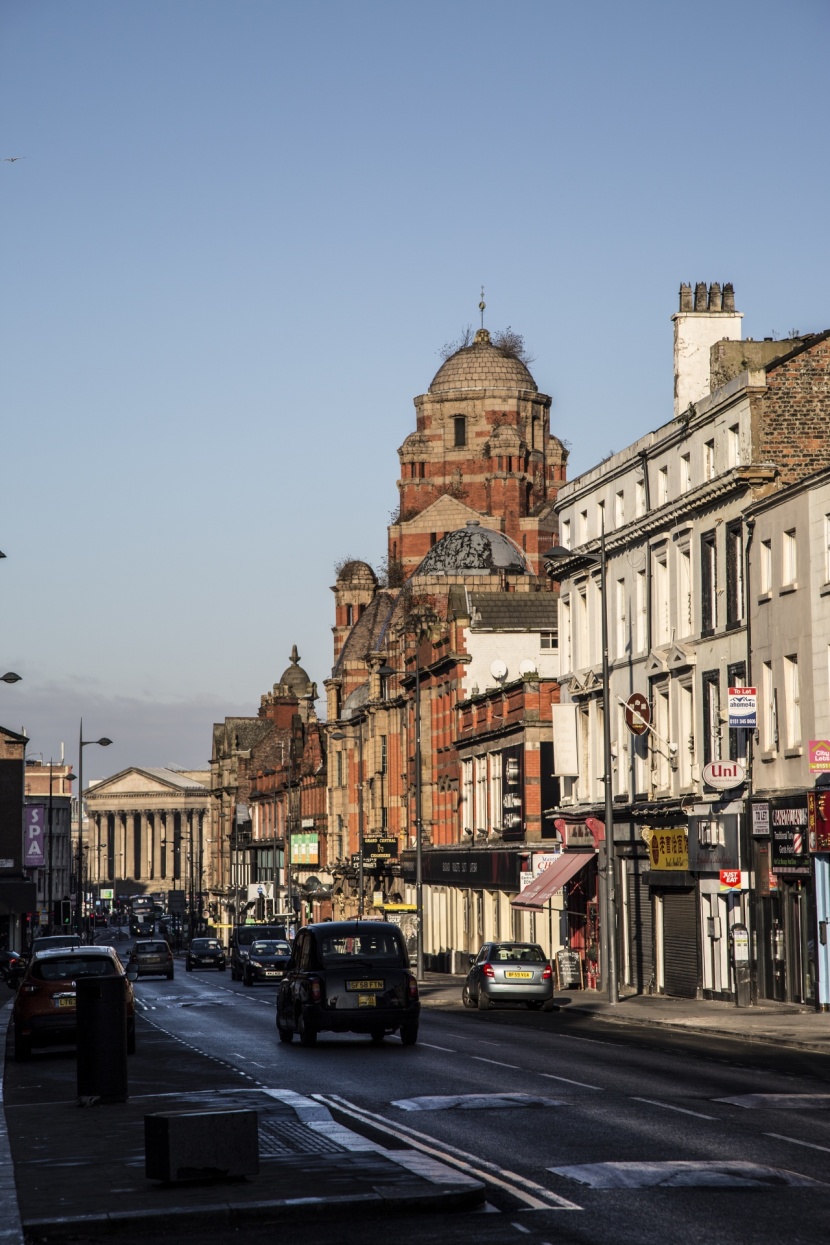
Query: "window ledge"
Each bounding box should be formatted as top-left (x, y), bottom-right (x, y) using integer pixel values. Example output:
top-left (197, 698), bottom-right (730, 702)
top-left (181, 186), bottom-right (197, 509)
top-left (759, 750), bottom-right (777, 763)
top-left (784, 746), bottom-right (803, 758)
top-left (779, 582), bottom-right (798, 596)
top-left (820, 582), bottom-right (830, 598)
top-left (757, 591), bottom-right (772, 604)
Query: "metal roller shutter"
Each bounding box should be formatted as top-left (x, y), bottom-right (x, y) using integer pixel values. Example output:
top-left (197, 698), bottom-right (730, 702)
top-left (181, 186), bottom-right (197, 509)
top-left (662, 888), bottom-right (699, 998)
top-left (626, 860), bottom-right (654, 993)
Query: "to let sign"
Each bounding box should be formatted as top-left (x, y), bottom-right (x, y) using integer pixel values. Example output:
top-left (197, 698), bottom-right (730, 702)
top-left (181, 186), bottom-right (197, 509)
top-left (809, 740), bottom-right (830, 774)
top-left (728, 687), bottom-right (757, 730)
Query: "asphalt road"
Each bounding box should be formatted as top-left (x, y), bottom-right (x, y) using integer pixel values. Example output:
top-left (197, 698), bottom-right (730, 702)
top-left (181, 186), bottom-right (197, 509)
top-left (126, 959), bottom-right (830, 1245)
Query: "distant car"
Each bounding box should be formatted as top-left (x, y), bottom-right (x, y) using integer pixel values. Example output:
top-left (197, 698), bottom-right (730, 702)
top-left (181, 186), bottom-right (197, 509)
top-left (277, 921), bottom-right (420, 1047)
top-left (186, 938), bottom-right (226, 972)
top-left (462, 942), bottom-right (555, 1011)
top-left (130, 916), bottom-right (154, 937)
top-left (31, 934), bottom-right (83, 953)
top-left (0, 949), bottom-right (28, 989)
top-left (12, 945), bottom-right (136, 1060)
top-left (243, 939), bottom-right (291, 986)
top-left (230, 923), bottom-right (289, 981)
top-left (129, 939), bottom-right (174, 980)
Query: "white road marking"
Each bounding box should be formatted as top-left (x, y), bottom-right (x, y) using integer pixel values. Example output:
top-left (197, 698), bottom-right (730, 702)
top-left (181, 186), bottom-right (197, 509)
top-left (631, 1096), bottom-right (715, 1120)
top-left (717, 1094), bottom-right (830, 1110)
top-left (471, 1056), bottom-right (521, 1070)
top-left (539, 1073), bottom-right (601, 1090)
top-left (550, 1160), bottom-right (820, 1189)
top-left (511, 1224), bottom-right (531, 1235)
top-left (316, 1092), bottom-right (582, 1211)
top-left (420, 1042), bottom-right (457, 1053)
top-left (765, 1133), bottom-right (830, 1154)
top-left (392, 1093), bottom-right (564, 1112)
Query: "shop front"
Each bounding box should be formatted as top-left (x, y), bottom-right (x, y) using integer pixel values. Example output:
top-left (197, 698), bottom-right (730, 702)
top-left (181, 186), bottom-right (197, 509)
top-left (643, 825), bottom-right (699, 999)
top-left (754, 794), bottom-right (816, 1006)
top-left (416, 848), bottom-right (526, 972)
top-left (687, 806), bottom-right (747, 1002)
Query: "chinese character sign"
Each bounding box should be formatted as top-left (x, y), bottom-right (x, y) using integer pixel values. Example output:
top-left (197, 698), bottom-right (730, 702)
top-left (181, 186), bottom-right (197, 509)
top-left (25, 805), bottom-right (46, 869)
top-left (647, 830), bottom-right (689, 871)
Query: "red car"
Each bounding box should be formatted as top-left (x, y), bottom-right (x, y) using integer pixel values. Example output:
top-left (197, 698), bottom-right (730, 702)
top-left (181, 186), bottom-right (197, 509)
top-left (13, 945), bottom-right (136, 1060)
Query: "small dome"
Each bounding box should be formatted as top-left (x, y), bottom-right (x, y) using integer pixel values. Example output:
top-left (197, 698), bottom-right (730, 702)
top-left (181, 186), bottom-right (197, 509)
top-left (430, 329), bottom-right (537, 394)
top-left (277, 645), bottom-right (312, 695)
top-left (415, 521), bottom-right (529, 577)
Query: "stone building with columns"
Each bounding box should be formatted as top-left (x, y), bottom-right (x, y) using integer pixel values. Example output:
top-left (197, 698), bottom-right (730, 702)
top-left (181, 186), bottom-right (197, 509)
top-left (82, 768), bottom-right (211, 919)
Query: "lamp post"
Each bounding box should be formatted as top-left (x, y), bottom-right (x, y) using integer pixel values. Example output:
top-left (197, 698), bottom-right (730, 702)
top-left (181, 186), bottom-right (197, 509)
top-left (331, 722), bottom-right (365, 918)
top-left (544, 529), bottom-right (619, 1005)
top-left (76, 721), bottom-right (112, 939)
top-left (378, 650), bottom-right (425, 982)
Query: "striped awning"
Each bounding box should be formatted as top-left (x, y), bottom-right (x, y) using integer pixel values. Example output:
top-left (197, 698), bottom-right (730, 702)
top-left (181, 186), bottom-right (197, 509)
top-left (510, 851), bottom-right (593, 912)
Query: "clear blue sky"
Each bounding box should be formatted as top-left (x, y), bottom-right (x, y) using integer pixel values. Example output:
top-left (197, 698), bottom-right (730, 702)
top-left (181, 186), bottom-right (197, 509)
top-left (2, 0), bottom-right (828, 778)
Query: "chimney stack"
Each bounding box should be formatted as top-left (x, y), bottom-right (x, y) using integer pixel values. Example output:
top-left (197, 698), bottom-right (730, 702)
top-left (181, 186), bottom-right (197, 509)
top-left (672, 282), bottom-right (743, 418)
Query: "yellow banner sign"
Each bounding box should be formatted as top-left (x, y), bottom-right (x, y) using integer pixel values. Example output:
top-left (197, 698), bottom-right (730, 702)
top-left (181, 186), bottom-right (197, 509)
top-left (644, 829), bottom-right (689, 871)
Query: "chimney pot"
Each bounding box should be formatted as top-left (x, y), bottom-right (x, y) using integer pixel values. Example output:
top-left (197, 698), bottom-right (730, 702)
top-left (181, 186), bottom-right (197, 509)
top-left (722, 282), bottom-right (735, 312)
top-left (694, 282), bottom-right (708, 311)
top-left (679, 283), bottom-right (693, 312)
top-left (708, 282), bottom-right (722, 311)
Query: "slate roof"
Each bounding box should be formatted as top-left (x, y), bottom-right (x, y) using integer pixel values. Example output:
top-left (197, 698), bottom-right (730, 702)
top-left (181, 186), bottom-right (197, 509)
top-left (332, 591), bottom-right (397, 676)
top-left (468, 592), bottom-right (556, 632)
top-left (132, 767), bottom-right (209, 790)
top-left (429, 330), bottom-right (537, 394)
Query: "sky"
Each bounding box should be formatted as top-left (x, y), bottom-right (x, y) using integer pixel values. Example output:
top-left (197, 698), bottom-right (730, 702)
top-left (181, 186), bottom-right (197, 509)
top-left (2, 0), bottom-right (828, 780)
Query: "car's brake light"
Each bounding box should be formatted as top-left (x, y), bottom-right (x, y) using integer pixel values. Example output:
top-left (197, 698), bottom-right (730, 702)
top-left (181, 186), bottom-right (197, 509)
top-left (542, 964), bottom-right (552, 980)
top-left (407, 975), bottom-right (418, 1000)
top-left (309, 978), bottom-right (322, 1003)
top-left (482, 963), bottom-right (495, 978)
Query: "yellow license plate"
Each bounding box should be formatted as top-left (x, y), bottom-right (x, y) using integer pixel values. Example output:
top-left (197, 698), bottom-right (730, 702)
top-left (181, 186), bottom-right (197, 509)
top-left (505, 971), bottom-right (533, 979)
top-left (56, 997), bottom-right (76, 1008)
top-left (357, 994), bottom-right (377, 1007)
top-left (346, 980), bottom-right (384, 991)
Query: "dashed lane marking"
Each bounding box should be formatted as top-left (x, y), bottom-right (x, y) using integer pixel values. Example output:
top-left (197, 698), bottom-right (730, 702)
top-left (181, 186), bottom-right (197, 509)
top-left (539, 1073), bottom-right (601, 1090)
top-left (511, 1224), bottom-right (531, 1235)
top-left (420, 1043), bottom-right (458, 1053)
top-left (471, 1056), bottom-right (521, 1070)
top-left (630, 1097), bottom-right (716, 1120)
top-left (765, 1133), bottom-right (830, 1154)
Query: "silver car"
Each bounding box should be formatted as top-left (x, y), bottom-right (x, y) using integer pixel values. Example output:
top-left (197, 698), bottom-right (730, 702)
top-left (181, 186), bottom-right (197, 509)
top-left (462, 942), bottom-right (555, 1011)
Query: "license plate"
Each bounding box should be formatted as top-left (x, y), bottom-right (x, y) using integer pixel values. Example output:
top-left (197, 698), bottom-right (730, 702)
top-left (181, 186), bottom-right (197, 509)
top-left (346, 979), bottom-right (384, 991)
top-left (265, 971), bottom-right (277, 976)
top-left (357, 994), bottom-right (377, 1007)
top-left (505, 971), bottom-right (533, 979)
top-left (56, 996), bottom-right (75, 1008)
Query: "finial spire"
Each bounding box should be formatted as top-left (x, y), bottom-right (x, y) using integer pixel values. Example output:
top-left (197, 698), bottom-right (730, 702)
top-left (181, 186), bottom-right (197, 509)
top-left (289, 644), bottom-right (300, 666)
top-left (479, 286), bottom-right (486, 329)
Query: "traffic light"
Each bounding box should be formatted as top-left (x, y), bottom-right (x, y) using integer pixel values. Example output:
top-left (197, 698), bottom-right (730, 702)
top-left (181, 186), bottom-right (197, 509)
top-left (61, 898), bottom-right (71, 925)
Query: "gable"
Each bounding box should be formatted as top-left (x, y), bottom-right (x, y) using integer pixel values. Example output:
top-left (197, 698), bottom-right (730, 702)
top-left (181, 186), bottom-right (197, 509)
top-left (87, 768), bottom-right (200, 797)
top-left (400, 494), bottom-right (502, 534)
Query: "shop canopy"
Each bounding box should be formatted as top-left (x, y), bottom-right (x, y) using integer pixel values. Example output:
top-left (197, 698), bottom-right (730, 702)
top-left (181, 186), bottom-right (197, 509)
top-left (510, 851), bottom-right (593, 912)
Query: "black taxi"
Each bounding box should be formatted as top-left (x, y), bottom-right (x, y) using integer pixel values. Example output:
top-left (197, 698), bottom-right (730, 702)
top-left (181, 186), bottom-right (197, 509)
top-left (276, 921), bottom-right (419, 1047)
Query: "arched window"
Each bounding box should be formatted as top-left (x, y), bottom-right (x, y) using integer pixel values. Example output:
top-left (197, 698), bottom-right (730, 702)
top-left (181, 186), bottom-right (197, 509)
top-left (453, 415), bottom-right (466, 447)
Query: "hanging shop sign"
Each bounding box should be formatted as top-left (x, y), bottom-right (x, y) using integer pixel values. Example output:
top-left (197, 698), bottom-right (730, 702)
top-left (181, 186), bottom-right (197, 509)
top-left (364, 837), bottom-right (399, 862)
top-left (646, 829), bottom-right (689, 871)
top-left (808, 740), bottom-right (830, 774)
top-left (808, 791), bottom-right (830, 852)
top-left (727, 687), bottom-right (757, 730)
top-left (624, 692), bottom-right (651, 736)
top-left (24, 806), bottom-right (46, 869)
top-left (770, 797), bottom-right (810, 875)
top-left (702, 760), bottom-right (745, 790)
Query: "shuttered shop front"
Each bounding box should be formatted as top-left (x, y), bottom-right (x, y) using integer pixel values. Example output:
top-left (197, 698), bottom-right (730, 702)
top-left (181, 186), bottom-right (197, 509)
top-left (662, 888), bottom-right (699, 998)
top-left (625, 859), bottom-right (654, 993)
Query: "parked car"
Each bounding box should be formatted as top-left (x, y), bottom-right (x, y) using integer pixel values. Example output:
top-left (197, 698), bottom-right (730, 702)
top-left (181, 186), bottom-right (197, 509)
top-left (128, 939), bottom-right (174, 979)
top-left (462, 942), bottom-right (555, 1011)
top-left (12, 945), bottom-right (136, 1060)
top-left (31, 934), bottom-right (83, 953)
top-left (277, 921), bottom-right (420, 1048)
top-left (243, 939), bottom-right (291, 986)
top-left (185, 937), bottom-right (226, 972)
top-left (0, 949), bottom-right (28, 989)
top-left (230, 923), bottom-right (289, 980)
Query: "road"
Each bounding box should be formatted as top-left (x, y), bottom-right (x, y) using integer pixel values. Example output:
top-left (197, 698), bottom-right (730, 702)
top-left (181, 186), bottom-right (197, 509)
top-left (128, 951), bottom-right (830, 1245)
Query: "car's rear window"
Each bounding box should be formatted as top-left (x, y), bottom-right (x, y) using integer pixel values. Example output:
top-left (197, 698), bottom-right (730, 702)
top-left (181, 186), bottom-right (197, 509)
top-left (490, 945), bottom-right (546, 963)
top-left (251, 941), bottom-right (290, 955)
top-left (191, 939), bottom-right (220, 951)
top-left (139, 942), bottom-right (168, 954)
top-left (319, 931), bottom-right (406, 965)
top-left (236, 926), bottom-right (287, 946)
top-left (33, 957), bottom-right (119, 981)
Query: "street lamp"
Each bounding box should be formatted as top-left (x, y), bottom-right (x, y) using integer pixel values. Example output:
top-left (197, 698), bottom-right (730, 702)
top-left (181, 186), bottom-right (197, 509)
top-left (543, 531), bottom-right (619, 1005)
top-left (1, 671), bottom-right (22, 684)
top-left (378, 655), bottom-right (425, 982)
top-left (76, 721), bottom-right (112, 938)
top-left (331, 723), bottom-right (365, 918)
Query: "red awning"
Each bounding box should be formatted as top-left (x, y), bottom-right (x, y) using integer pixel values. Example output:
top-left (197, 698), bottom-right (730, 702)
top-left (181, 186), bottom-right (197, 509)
top-left (510, 851), bottom-right (593, 911)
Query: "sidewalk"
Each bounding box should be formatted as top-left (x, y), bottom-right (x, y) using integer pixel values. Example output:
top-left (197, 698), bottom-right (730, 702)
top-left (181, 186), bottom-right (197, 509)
top-left (418, 972), bottom-right (830, 1054)
top-left (0, 1001), bottom-right (483, 1243)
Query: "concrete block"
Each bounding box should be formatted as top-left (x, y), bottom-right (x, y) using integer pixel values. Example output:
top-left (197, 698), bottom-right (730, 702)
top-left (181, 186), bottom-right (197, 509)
top-left (145, 1108), bottom-right (259, 1182)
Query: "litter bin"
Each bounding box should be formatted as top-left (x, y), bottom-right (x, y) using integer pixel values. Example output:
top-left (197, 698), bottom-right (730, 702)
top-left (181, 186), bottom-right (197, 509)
top-left (76, 975), bottom-right (128, 1103)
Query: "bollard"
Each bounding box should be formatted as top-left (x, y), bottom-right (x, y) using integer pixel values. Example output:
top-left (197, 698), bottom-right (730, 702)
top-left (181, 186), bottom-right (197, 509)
top-left (76, 975), bottom-right (128, 1103)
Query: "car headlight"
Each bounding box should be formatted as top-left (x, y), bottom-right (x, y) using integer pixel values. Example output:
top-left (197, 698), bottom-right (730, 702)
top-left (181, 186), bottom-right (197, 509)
top-left (249, 959), bottom-right (262, 968)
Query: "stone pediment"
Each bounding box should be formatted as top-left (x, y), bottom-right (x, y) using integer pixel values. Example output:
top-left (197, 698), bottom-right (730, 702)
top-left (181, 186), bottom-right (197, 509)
top-left (400, 494), bottom-right (502, 533)
top-left (645, 651), bottom-right (667, 677)
top-left (86, 768), bottom-right (207, 798)
top-left (667, 643), bottom-right (696, 671)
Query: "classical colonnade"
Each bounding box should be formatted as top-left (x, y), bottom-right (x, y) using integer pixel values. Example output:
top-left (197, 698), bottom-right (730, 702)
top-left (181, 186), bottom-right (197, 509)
top-left (87, 806), bottom-right (206, 888)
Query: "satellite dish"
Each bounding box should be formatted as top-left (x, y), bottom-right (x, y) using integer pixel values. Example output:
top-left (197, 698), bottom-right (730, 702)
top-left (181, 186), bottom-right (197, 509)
top-left (519, 659), bottom-right (537, 676)
top-left (490, 659), bottom-right (508, 681)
